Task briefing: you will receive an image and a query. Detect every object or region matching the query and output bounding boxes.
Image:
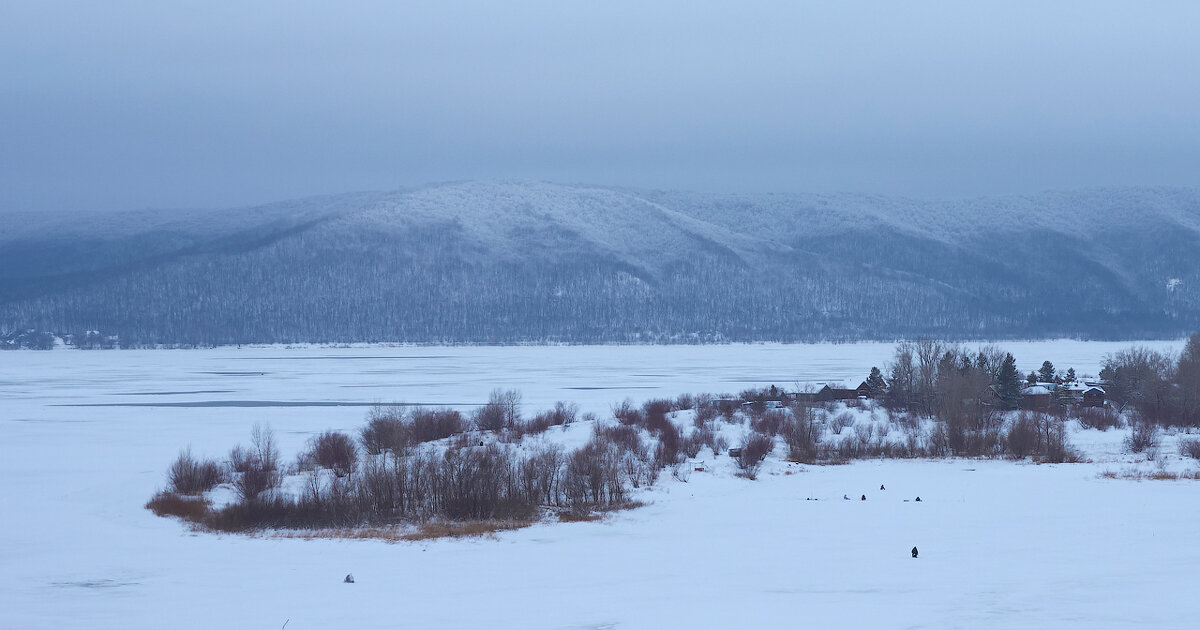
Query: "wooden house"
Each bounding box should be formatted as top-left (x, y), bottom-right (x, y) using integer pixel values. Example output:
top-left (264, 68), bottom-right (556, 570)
top-left (815, 385), bottom-right (862, 402)
top-left (1081, 386), bottom-right (1105, 408)
top-left (1019, 385), bottom-right (1052, 410)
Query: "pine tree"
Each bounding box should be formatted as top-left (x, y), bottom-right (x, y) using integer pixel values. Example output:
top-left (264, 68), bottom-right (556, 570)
top-left (1064, 367), bottom-right (1077, 383)
top-left (1038, 360), bottom-right (1056, 383)
top-left (998, 353), bottom-right (1022, 410)
top-left (865, 366), bottom-right (887, 397)
top-left (1054, 381), bottom-right (1075, 407)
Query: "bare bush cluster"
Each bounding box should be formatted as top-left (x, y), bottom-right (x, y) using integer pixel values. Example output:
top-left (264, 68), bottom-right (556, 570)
top-left (168, 448), bottom-right (225, 495)
top-left (474, 389), bottom-right (523, 431)
top-left (229, 424), bottom-right (282, 501)
top-left (829, 411), bottom-right (855, 435)
top-left (1074, 406), bottom-right (1122, 431)
top-left (612, 398), bottom-right (685, 469)
top-left (781, 405), bottom-right (821, 463)
top-left (736, 432), bottom-right (774, 479)
top-left (1179, 437), bottom-right (1200, 460)
top-left (154, 407), bottom-right (652, 532)
top-left (1125, 415), bottom-right (1160, 454)
top-left (299, 431), bottom-right (358, 477)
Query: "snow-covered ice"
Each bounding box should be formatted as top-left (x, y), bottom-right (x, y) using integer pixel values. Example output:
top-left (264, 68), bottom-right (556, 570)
top-left (1, 341), bottom-right (1196, 629)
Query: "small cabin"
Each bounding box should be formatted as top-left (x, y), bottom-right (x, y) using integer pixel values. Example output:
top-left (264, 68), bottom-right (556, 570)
top-left (815, 385), bottom-right (861, 402)
top-left (1020, 385), bottom-right (1052, 410)
top-left (1081, 386), bottom-right (1105, 408)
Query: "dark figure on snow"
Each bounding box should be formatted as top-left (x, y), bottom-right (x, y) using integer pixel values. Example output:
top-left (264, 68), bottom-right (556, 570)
top-left (843, 494), bottom-right (850, 500)
top-left (880, 484), bottom-right (885, 490)
top-left (860, 494), bottom-right (866, 501)
top-left (915, 496), bottom-right (922, 502)
top-left (911, 547), bottom-right (918, 558)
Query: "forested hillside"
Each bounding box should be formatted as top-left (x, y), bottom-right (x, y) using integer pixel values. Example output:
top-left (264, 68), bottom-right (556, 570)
top-left (2, 182), bottom-right (1197, 346)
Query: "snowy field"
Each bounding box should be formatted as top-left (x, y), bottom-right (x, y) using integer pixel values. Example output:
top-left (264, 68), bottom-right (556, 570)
top-left (2, 340), bottom-right (1197, 629)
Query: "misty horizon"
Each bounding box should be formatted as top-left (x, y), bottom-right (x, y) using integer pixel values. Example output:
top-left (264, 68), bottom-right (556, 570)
top-left (3, 2), bottom-right (1200, 214)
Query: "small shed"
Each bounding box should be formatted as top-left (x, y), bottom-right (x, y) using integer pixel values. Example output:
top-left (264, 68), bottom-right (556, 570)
top-left (1020, 385), bottom-right (1052, 410)
top-left (1081, 386), bottom-right (1105, 408)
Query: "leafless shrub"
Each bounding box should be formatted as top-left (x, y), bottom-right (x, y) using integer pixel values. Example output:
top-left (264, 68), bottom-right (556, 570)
top-left (231, 424), bottom-right (282, 501)
top-left (360, 412), bottom-right (408, 455)
top-left (168, 448), bottom-right (225, 495)
top-left (619, 451), bottom-right (653, 488)
top-left (409, 407), bottom-right (467, 443)
top-left (712, 435), bottom-right (729, 455)
top-left (736, 432), bottom-right (774, 479)
top-left (1041, 421), bottom-right (1080, 463)
top-left (853, 423), bottom-right (875, 445)
top-left (305, 431), bottom-right (358, 477)
top-left (694, 402), bottom-right (718, 426)
top-left (751, 409), bottom-right (787, 436)
top-left (595, 424), bottom-right (646, 458)
top-left (686, 425), bottom-right (715, 457)
top-left (475, 389), bottom-right (522, 431)
top-left (520, 444), bottom-right (565, 506)
top-left (251, 423), bottom-right (280, 471)
top-left (228, 444), bottom-right (254, 473)
top-left (674, 393), bottom-right (695, 411)
top-left (520, 402), bottom-right (579, 436)
top-left (613, 399), bottom-right (644, 426)
top-left (1074, 406), bottom-right (1122, 431)
top-left (1180, 437), bottom-right (1200, 460)
top-left (926, 424), bottom-right (949, 457)
top-left (642, 398), bottom-right (674, 423)
top-left (717, 397), bottom-right (738, 422)
top-left (1126, 415), bottom-right (1160, 453)
top-left (563, 439), bottom-right (626, 512)
top-left (552, 401), bottom-right (579, 425)
top-left (235, 467), bottom-right (278, 502)
top-left (829, 411), bottom-right (855, 435)
top-left (522, 411), bottom-right (556, 435)
top-left (781, 409), bottom-right (821, 463)
top-left (474, 401), bottom-right (507, 432)
top-left (1006, 413), bottom-right (1038, 459)
top-left (653, 422), bottom-right (683, 468)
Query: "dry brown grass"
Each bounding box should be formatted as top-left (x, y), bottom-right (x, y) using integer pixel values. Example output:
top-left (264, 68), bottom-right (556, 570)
top-left (557, 511), bottom-right (604, 523)
top-left (145, 491), bottom-right (210, 523)
top-left (401, 520), bottom-right (533, 540)
top-left (264, 520), bottom-right (535, 542)
top-left (1099, 468), bottom-right (1200, 481)
top-left (268, 528), bottom-right (410, 543)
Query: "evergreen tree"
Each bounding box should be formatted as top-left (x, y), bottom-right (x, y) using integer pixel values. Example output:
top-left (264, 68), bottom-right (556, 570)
top-left (1038, 360), bottom-right (1056, 383)
top-left (865, 366), bottom-right (887, 397)
top-left (1054, 381), bottom-right (1075, 407)
top-left (1064, 367), bottom-right (1077, 383)
top-left (1026, 372), bottom-right (1038, 386)
top-left (1177, 331), bottom-right (1200, 425)
top-left (998, 353), bottom-right (1022, 410)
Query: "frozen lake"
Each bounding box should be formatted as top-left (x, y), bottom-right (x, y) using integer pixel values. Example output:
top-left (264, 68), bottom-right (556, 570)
top-left (5, 339), bottom-right (1185, 418)
top-left (0, 340), bottom-right (1194, 629)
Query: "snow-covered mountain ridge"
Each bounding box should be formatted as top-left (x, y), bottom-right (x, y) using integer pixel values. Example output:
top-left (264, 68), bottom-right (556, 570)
top-left (2, 181), bottom-right (1198, 344)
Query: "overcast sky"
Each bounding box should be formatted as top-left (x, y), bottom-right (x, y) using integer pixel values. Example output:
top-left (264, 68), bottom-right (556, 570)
top-left (2, 1), bottom-right (1199, 213)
